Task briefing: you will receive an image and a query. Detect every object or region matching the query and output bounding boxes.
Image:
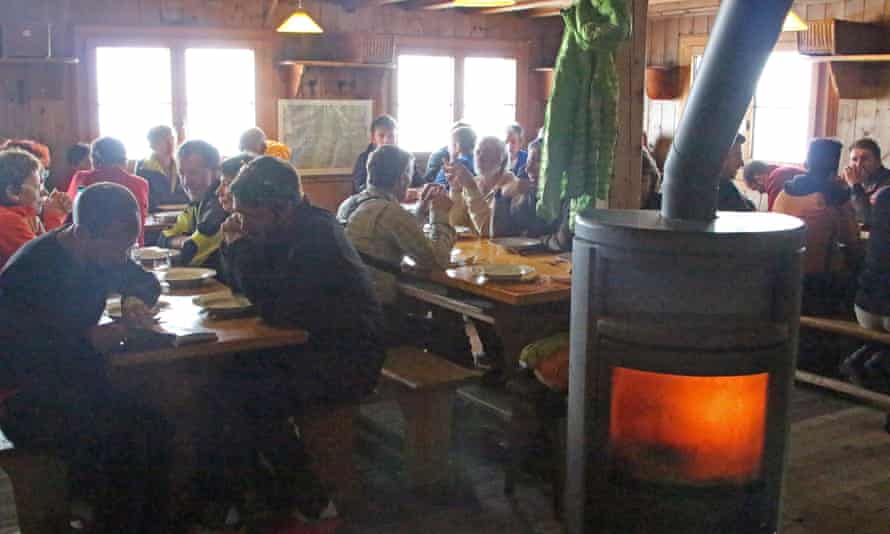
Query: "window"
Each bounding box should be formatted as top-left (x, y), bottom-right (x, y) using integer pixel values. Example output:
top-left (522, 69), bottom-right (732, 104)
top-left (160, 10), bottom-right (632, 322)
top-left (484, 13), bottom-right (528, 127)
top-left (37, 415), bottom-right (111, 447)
top-left (94, 46), bottom-right (256, 159)
top-left (396, 51), bottom-right (518, 152)
top-left (96, 47), bottom-right (173, 160)
top-left (750, 52), bottom-right (812, 164)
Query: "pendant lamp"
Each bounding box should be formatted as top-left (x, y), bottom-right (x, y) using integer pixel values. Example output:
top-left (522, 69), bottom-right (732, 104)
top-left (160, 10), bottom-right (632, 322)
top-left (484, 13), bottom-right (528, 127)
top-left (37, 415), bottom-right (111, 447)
top-left (277, 0), bottom-right (324, 34)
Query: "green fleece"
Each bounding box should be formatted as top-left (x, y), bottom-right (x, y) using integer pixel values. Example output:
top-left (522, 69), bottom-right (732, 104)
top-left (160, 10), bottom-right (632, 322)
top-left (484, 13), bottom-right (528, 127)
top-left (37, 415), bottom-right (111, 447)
top-left (538, 0), bottom-right (630, 224)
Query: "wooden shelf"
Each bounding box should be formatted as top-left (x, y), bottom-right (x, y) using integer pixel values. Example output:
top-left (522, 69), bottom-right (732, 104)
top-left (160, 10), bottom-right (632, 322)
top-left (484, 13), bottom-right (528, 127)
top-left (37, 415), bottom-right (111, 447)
top-left (807, 54), bottom-right (890, 63)
top-left (278, 60), bottom-right (395, 69)
top-left (0, 56), bottom-right (79, 65)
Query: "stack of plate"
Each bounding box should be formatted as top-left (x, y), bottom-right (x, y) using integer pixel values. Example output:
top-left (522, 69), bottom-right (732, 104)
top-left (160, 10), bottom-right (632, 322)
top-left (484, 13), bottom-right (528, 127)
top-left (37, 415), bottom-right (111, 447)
top-left (156, 267), bottom-right (217, 288)
top-left (193, 292), bottom-right (253, 317)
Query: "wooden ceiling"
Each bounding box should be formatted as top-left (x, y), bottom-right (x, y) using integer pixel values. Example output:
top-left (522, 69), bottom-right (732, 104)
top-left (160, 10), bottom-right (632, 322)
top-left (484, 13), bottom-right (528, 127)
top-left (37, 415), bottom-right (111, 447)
top-left (362, 0), bottom-right (721, 18)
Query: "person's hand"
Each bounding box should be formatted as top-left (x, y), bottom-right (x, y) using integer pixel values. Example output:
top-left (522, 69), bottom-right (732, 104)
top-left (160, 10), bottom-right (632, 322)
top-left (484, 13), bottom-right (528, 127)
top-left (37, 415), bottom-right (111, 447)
top-left (428, 188), bottom-right (454, 213)
top-left (843, 165), bottom-right (866, 187)
top-left (44, 189), bottom-right (73, 215)
top-left (403, 187), bottom-right (421, 203)
top-left (121, 296), bottom-right (157, 329)
top-left (221, 213), bottom-right (246, 244)
top-left (168, 235), bottom-right (189, 250)
top-left (445, 161), bottom-right (476, 193)
top-left (88, 323), bottom-right (128, 354)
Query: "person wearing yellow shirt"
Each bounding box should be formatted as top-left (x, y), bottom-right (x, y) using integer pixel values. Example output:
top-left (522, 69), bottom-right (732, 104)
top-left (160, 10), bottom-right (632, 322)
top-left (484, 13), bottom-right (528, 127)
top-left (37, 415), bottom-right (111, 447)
top-left (238, 127), bottom-right (292, 161)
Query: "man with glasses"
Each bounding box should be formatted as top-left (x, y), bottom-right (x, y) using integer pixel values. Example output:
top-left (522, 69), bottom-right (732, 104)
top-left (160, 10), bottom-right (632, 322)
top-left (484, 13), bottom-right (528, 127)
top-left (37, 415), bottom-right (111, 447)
top-left (158, 140), bottom-right (227, 268)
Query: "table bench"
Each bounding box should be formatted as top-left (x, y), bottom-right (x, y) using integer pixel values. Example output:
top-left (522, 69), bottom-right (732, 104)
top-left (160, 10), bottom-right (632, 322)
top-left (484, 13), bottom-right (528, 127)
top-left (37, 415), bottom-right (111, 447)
top-left (798, 315), bottom-right (890, 432)
top-left (0, 438), bottom-right (68, 533)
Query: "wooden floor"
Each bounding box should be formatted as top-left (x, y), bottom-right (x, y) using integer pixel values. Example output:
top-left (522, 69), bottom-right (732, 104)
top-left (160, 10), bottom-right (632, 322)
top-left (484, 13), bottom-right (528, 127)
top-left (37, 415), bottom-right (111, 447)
top-left (0, 385), bottom-right (886, 533)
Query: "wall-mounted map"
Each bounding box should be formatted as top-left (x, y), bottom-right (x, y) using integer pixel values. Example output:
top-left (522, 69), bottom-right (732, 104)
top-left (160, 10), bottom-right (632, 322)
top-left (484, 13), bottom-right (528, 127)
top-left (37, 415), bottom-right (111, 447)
top-left (278, 99), bottom-right (373, 176)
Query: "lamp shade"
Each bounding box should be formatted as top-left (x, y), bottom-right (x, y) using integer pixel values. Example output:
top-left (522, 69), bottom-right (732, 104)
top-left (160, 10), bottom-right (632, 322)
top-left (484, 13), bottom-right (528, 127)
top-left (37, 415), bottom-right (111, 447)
top-left (782, 10), bottom-right (808, 32)
top-left (277, 9), bottom-right (324, 34)
top-left (452, 0), bottom-right (517, 6)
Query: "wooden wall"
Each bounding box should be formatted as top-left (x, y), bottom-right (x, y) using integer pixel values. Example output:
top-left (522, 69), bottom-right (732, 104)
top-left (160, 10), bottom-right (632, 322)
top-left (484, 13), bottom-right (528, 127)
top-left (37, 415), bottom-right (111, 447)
top-left (1, 0), bottom-right (560, 210)
top-left (645, 0), bottom-right (890, 160)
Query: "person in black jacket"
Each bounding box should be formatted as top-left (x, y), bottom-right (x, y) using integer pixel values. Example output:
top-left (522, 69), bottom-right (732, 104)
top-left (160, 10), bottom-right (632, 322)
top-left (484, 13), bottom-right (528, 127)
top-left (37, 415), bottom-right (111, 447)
top-left (0, 183), bottom-right (172, 533)
top-left (717, 134), bottom-right (756, 212)
top-left (351, 114), bottom-right (397, 193)
top-left (136, 125), bottom-right (189, 211)
top-left (842, 137), bottom-right (890, 226)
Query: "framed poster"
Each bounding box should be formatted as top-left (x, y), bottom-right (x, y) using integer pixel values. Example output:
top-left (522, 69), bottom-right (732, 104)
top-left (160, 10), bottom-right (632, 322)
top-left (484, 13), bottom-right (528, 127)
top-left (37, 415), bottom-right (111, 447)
top-left (278, 99), bottom-right (373, 176)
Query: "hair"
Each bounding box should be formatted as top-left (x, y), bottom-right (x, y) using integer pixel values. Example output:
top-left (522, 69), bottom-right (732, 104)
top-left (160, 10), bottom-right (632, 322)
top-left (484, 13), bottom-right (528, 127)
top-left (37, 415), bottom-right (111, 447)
top-left (850, 137), bottom-right (882, 161)
top-left (506, 123), bottom-right (524, 138)
top-left (370, 114), bottom-right (397, 133)
top-left (230, 156), bottom-right (303, 207)
top-left (0, 149), bottom-right (42, 205)
top-left (0, 139), bottom-right (51, 168)
top-left (807, 138), bottom-right (844, 176)
top-left (239, 127), bottom-right (267, 153)
top-left (452, 126), bottom-right (477, 155)
top-left (91, 137), bottom-right (127, 167)
top-left (177, 139), bottom-right (221, 171)
top-left (367, 145), bottom-right (414, 190)
top-left (477, 136), bottom-right (510, 174)
top-left (743, 160), bottom-right (772, 185)
top-left (221, 153), bottom-right (256, 180)
top-left (451, 120), bottom-right (471, 132)
top-left (66, 143), bottom-right (91, 167)
top-left (73, 182), bottom-right (140, 238)
top-left (147, 125), bottom-right (174, 147)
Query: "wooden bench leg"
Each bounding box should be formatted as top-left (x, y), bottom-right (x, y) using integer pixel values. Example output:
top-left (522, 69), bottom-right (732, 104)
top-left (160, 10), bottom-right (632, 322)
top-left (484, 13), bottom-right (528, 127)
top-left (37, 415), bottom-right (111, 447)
top-left (397, 390), bottom-right (454, 487)
top-left (299, 404), bottom-right (359, 502)
top-left (2, 454), bottom-right (68, 534)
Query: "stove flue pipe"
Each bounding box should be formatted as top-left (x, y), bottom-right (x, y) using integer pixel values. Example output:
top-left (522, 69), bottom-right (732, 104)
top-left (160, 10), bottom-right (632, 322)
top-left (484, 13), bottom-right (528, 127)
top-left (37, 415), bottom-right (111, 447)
top-left (660, 0), bottom-right (794, 221)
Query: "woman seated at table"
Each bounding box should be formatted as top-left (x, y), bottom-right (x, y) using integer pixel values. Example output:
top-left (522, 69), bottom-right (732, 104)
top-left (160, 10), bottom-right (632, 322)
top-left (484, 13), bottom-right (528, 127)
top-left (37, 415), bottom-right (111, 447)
top-left (445, 136), bottom-right (527, 237)
top-left (158, 140), bottom-right (227, 269)
top-left (338, 145), bottom-right (456, 337)
top-left (773, 138), bottom-right (858, 315)
top-left (218, 153), bottom-right (255, 213)
top-left (0, 148), bottom-right (71, 267)
top-left (67, 136), bottom-right (150, 245)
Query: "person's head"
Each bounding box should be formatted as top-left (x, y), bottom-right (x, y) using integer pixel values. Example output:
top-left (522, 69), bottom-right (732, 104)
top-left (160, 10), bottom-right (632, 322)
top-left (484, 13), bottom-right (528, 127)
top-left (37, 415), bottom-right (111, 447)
top-left (147, 125), bottom-right (176, 159)
top-left (0, 139), bottom-right (51, 169)
top-left (72, 183), bottom-right (141, 267)
top-left (239, 127), bottom-right (267, 155)
top-left (450, 126), bottom-right (477, 158)
top-left (849, 138), bottom-right (883, 179)
top-left (505, 123), bottom-right (524, 156)
top-left (219, 153), bottom-right (255, 212)
top-left (742, 160), bottom-right (773, 192)
top-left (230, 156), bottom-right (303, 243)
top-left (475, 136), bottom-right (509, 177)
top-left (91, 137), bottom-right (127, 169)
top-left (806, 138), bottom-right (843, 179)
top-left (719, 133), bottom-right (746, 181)
top-left (526, 138), bottom-right (543, 182)
top-left (66, 143), bottom-right (91, 171)
top-left (367, 145), bottom-right (414, 202)
top-left (370, 115), bottom-right (397, 147)
top-left (0, 149), bottom-right (43, 209)
top-left (177, 140), bottom-right (221, 201)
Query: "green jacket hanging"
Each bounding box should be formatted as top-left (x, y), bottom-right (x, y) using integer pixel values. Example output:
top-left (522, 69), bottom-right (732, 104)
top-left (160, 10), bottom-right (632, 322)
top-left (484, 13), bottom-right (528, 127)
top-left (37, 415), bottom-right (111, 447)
top-left (537, 0), bottom-right (630, 223)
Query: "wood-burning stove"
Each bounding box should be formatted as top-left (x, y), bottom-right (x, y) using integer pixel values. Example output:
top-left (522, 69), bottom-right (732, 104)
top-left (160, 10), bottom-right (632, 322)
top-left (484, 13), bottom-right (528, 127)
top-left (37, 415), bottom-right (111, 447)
top-left (566, 211), bottom-right (805, 533)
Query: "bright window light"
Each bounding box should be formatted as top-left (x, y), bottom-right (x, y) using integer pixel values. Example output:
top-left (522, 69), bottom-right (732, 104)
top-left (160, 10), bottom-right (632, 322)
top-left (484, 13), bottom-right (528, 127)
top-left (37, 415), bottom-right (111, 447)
top-left (751, 52), bottom-right (812, 164)
top-left (96, 47), bottom-right (173, 160)
top-left (463, 57), bottom-right (517, 139)
top-left (397, 54), bottom-right (455, 153)
top-left (185, 48), bottom-right (256, 157)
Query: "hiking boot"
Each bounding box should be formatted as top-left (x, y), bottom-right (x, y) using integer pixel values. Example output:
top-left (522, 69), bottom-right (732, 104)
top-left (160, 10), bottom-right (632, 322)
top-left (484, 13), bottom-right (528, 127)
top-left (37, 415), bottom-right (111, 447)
top-left (840, 344), bottom-right (875, 387)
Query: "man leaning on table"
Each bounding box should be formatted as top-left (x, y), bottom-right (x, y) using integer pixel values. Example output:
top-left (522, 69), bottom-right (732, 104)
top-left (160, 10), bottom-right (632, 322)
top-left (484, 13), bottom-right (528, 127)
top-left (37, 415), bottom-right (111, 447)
top-left (196, 156), bottom-right (385, 522)
top-left (158, 140), bottom-right (227, 269)
top-left (0, 183), bottom-right (173, 533)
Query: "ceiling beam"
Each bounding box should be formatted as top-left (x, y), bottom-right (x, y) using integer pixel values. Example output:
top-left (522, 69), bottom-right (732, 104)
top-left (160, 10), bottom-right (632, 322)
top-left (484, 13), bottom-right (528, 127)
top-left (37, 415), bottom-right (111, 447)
top-left (479, 0), bottom-right (570, 15)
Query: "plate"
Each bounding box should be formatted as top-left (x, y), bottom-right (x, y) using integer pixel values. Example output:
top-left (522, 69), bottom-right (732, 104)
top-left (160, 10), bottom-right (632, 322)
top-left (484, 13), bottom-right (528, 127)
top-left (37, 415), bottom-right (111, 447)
top-left (193, 293), bottom-right (253, 312)
top-left (490, 237), bottom-right (542, 251)
top-left (105, 298), bottom-right (168, 319)
top-left (152, 211), bottom-right (181, 222)
top-left (157, 267), bottom-right (217, 286)
top-left (476, 264), bottom-right (536, 279)
top-left (132, 246), bottom-right (180, 262)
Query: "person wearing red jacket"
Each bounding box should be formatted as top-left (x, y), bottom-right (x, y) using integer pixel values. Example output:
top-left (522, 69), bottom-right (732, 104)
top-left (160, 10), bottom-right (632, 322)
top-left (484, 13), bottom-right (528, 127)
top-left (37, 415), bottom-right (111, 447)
top-left (68, 137), bottom-right (149, 245)
top-left (0, 148), bottom-right (71, 268)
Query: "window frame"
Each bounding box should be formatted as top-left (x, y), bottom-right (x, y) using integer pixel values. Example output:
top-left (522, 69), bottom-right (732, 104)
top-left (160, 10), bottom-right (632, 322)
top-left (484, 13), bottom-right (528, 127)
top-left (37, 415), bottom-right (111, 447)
top-left (390, 35), bottom-right (531, 156)
top-left (75, 26), bottom-right (271, 152)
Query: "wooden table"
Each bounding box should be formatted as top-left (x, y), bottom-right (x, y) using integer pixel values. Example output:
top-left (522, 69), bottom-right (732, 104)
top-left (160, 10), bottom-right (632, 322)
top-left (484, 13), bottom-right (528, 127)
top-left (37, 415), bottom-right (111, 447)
top-left (398, 239), bottom-right (571, 370)
top-left (144, 214), bottom-right (175, 233)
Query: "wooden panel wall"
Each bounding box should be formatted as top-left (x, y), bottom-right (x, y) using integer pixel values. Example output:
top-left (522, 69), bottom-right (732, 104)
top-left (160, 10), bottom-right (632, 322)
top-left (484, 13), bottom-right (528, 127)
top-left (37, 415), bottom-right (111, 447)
top-left (0, 0), bottom-right (560, 210)
top-left (644, 0), bottom-right (890, 162)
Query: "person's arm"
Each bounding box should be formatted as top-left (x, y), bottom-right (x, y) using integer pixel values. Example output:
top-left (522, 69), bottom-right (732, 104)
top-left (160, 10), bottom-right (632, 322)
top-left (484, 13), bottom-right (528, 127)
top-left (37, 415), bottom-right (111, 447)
top-left (462, 187), bottom-right (493, 237)
top-left (108, 260), bottom-right (162, 307)
top-left (351, 150), bottom-right (370, 194)
top-left (850, 183), bottom-right (870, 224)
top-left (179, 200), bottom-right (226, 266)
top-left (424, 149), bottom-right (446, 184)
top-left (387, 204), bottom-right (455, 271)
top-left (158, 207), bottom-right (193, 249)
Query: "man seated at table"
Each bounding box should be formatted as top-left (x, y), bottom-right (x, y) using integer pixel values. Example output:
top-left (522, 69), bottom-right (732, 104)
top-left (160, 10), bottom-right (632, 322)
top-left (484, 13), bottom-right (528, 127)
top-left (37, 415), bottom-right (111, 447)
top-left (434, 126), bottom-right (477, 187)
top-left (506, 123), bottom-right (528, 178)
top-left (716, 134), bottom-right (755, 212)
top-left (211, 156), bottom-right (384, 520)
top-left (842, 137), bottom-right (890, 226)
top-left (158, 140), bottom-right (227, 268)
top-left (351, 114), bottom-right (397, 194)
top-left (743, 160), bottom-right (806, 212)
top-left (338, 145), bottom-right (455, 334)
top-left (0, 183), bottom-right (172, 533)
top-left (423, 121), bottom-right (471, 185)
top-left (239, 127), bottom-right (292, 161)
top-left (136, 125), bottom-right (189, 211)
